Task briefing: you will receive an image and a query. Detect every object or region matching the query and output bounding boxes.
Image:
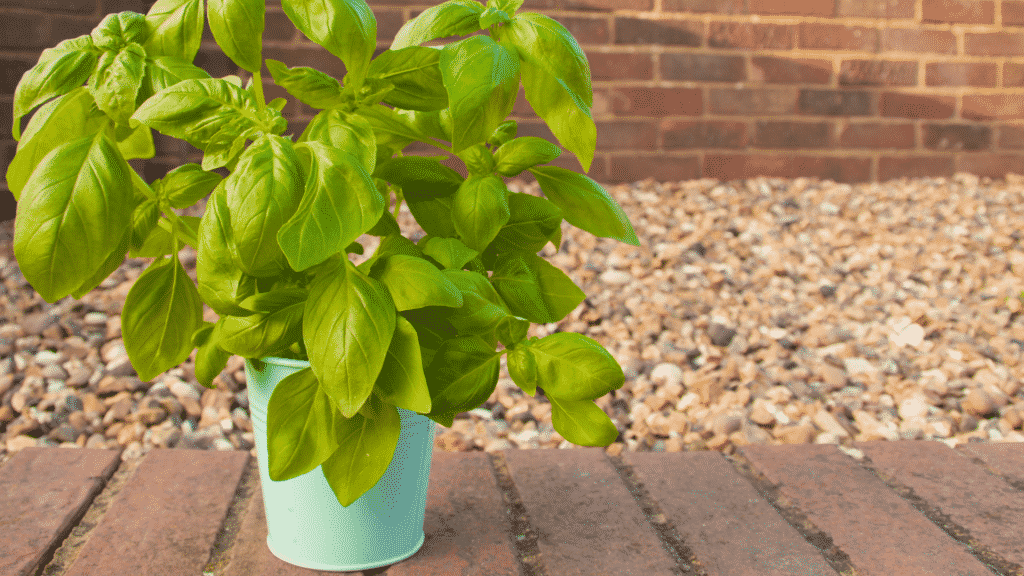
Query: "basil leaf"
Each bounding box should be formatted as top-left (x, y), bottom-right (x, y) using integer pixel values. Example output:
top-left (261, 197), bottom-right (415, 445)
top-left (321, 395), bottom-right (400, 507)
top-left (510, 332), bottom-right (624, 401)
top-left (374, 155), bottom-right (463, 195)
top-left (355, 104), bottom-right (430, 149)
top-left (391, 0), bottom-right (484, 50)
top-left (193, 322), bottom-right (231, 389)
top-left (494, 136), bottom-right (561, 177)
top-left (277, 141), bottom-right (382, 272)
top-left (490, 251), bottom-right (584, 323)
top-left (421, 236), bottom-right (477, 270)
top-left (368, 46), bottom-right (448, 111)
top-left (71, 226), bottom-right (131, 300)
top-left (442, 269), bottom-right (510, 338)
top-left (374, 315), bottom-right (432, 414)
top-left (159, 163), bottom-right (223, 209)
top-left (376, 254), bottom-right (463, 311)
top-left (366, 206), bottom-right (402, 237)
top-left (481, 192), bottom-right (563, 265)
top-left (217, 301), bottom-right (305, 357)
top-left (129, 215), bottom-right (202, 257)
top-left (490, 0), bottom-right (525, 16)
top-left (304, 259), bottom-right (396, 418)
top-left (406, 191), bottom-right (458, 238)
top-left (549, 395), bottom-right (618, 446)
top-left (136, 55), bottom-right (211, 104)
top-left (143, 0), bottom-right (205, 62)
top-left (487, 119), bottom-right (517, 147)
top-left (265, 59), bottom-right (345, 110)
top-left (281, 0), bottom-right (376, 88)
top-left (456, 143), bottom-right (495, 176)
top-left (405, 109), bottom-right (451, 143)
top-left (266, 367), bottom-right (340, 481)
top-left (495, 314), bottom-right (529, 349)
top-left (399, 306), bottom-right (457, 369)
top-left (207, 0), bottom-right (264, 73)
top-left (297, 109), bottom-right (376, 174)
top-left (237, 287), bottom-right (308, 313)
top-left (12, 131), bottom-right (134, 303)
top-left (116, 121), bottom-right (155, 160)
top-left (479, 6), bottom-right (511, 29)
top-left (452, 174), bottom-right (510, 253)
top-left (196, 182), bottom-right (253, 315)
top-left (12, 35), bottom-right (100, 140)
top-left (506, 337), bottom-right (537, 395)
top-left (358, 232), bottom-right (425, 276)
top-left (439, 35), bottom-right (519, 153)
top-left (122, 254), bottom-right (203, 381)
top-left (529, 165), bottom-right (639, 246)
top-left (424, 335), bottom-right (501, 427)
top-left (129, 197), bottom-right (161, 252)
top-left (7, 87), bottom-right (108, 199)
top-left (88, 42), bottom-right (147, 126)
top-left (91, 12), bottom-right (148, 51)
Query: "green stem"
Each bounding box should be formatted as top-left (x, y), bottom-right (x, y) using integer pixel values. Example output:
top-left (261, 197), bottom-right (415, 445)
top-left (164, 209), bottom-right (198, 248)
top-left (252, 70), bottom-right (266, 109)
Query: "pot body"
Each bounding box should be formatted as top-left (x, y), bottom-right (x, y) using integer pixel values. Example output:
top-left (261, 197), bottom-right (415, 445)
top-left (244, 357), bottom-right (437, 571)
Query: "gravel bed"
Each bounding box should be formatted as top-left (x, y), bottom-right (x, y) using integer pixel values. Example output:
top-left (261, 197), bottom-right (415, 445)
top-left (1, 172), bottom-right (1023, 468)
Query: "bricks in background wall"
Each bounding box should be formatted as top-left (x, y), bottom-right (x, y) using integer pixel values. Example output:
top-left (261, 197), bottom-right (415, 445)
top-left (963, 95), bottom-right (1024, 120)
top-left (750, 0), bottom-right (835, 16)
top-left (706, 154), bottom-right (872, 182)
top-left (923, 123), bottom-right (992, 150)
top-left (710, 88), bottom-right (797, 115)
top-left (957, 153), bottom-right (1024, 178)
top-left (614, 18), bottom-right (702, 46)
top-left (879, 156), bottom-right (956, 180)
top-left (1005, 1), bottom-right (1024, 26)
top-left (800, 24), bottom-right (878, 52)
top-left (609, 154), bottom-right (701, 182)
top-left (751, 57), bottom-right (832, 84)
top-left (839, 60), bottom-right (917, 87)
top-left (799, 89), bottom-right (874, 116)
top-left (881, 28), bottom-right (958, 54)
top-left (922, 0), bottom-right (994, 24)
top-left (753, 121), bottom-right (833, 149)
top-left (840, 122), bottom-right (917, 148)
top-left (661, 120), bottom-right (748, 149)
top-left (880, 93), bottom-right (956, 119)
top-left (837, 0), bottom-right (915, 18)
top-left (965, 32), bottom-right (1024, 56)
top-left (926, 62), bottom-right (997, 87)
top-left (660, 53), bottom-right (746, 82)
top-left (707, 22), bottom-right (796, 51)
top-left (999, 125), bottom-right (1024, 149)
top-left (662, 0), bottom-right (747, 14)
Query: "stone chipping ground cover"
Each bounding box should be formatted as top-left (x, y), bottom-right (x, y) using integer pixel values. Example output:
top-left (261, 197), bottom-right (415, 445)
top-left (1, 172), bottom-right (1023, 468)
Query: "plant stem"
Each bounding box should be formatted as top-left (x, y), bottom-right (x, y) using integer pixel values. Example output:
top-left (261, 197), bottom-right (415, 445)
top-left (164, 209), bottom-right (198, 247)
top-left (252, 70), bottom-right (266, 109)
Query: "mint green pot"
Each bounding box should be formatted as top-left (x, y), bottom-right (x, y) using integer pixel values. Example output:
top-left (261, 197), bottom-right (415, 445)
top-left (244, 357), bottom-right (437, 571)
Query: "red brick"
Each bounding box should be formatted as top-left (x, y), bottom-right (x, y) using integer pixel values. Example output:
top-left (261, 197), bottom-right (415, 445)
top-left (614, 17), bottom-right (702, 46)
top-left (707, 22), bottom-right (795, 50)
top-left (837, 0), bottom-right (915, 18)
top-left (503, 448), bottom-right (679, 575)
top-left (659, 53), bottom-right (746, 82)
top-left (963, 94), bottom-right (1024, 120)
top-left (750, 0), bottom-right (835, 16)
top-left (998, 124), bottom-right (1024, 149)
top-left (965, 32), bottom-right (1024, 56)
top-left (923, 0), bottom-right (995, 23)
top-left (800, 24), bottom-right (878, 52)
top-left (0, 13), bottom-right (51, 50)
top-left (661, 119), bottom-right (748, 149)
top-left (752, 57), bottom-right (832, 84)
top-left (799, 89), bottom-right (875, 116)
top-left (740, 443), bottom-right (994, 575)
top-left (926, 62), bottom-right (996, 87)
top-left (507, 142), bottom-right (609, 182)
top-left (880, 92), bottom-right (955, 119)
top-left (521, 0), bottom-right (560, 7)
top-left (61, 449), bottom-right (248, 576)
top-left (709, 87), bottom-right (797, 115)
top-left (958, 442), bottom-right (1024, 487)
top-left (857, 440), bottom-right (1024, 571)
top-left (923, 123), bottom-right (991, 150)
top-left (608, 153), bottom-right (701, 182)
top-left (879, 155), bottom-right (955, 180)
top-left (1005, 1), bottom-right (1024, 26)
top-left (564, 0), bottom-right (653, 10)
top-left (0, 447), bottom-right (122, 576)
top-left (555, 16), bottom-right (611, 45)
top-left (373, 8), bottom-right (404, 43)
top-left (0, 58), bottom-right (33, 96)
top-left (841, 122), bottom-right (916, 148)
top-left (0, 0), bottom-right (93, 11)
top-left (512, 85), bottom-right (537, 118)
top-left (839, 59), bottom-right (917, 86)
top-left (610, 87), bottom-right (703, 116)
top-left (956, 152), bottom-right (1024, 178)
top-left (663, 0), bottom-right (747, 13)
top-left (588, 51), bottom-right (654, 81)
top-left (1004, 62), bottom-right (1024, 86)
top-left (50, 15), bottom-right (94, 44)
top-left (595, 120), bottom-right (658, 150)
top-left (881, 28), bottom-right (957, 54)
top-left (626, 451), bottom-right (838, 575)
top-left (705, 154), bottom-right (871, 181)
top-left (754, 120), bottom-right (833, 148)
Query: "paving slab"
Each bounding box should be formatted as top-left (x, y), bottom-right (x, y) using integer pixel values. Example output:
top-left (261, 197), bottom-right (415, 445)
top-left (958, 441), bottom-right (1024, 488)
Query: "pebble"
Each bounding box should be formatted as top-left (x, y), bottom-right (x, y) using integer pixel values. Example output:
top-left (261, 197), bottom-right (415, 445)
top-left (1, 173), bottom-right (1024, 467)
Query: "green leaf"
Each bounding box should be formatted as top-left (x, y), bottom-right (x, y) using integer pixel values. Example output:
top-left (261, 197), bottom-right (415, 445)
top-left (277, 141), bottom-right (383, 272)
top-left (281, 0), bottom-right (376, 88)
top-left (452, 174), bottom-right (510, 253)
top-left (494, 136), bottom-right (560, 177)
top-left (456, 143), bottom-right (494, 176)
top-left (7, 87), bottom-right (108, 199)
top-left (12, 131), bottom-right (134, 303)
top-left (529, 165), bottom-right (639, 246)
top-left (487, 119), bottom-right (517, 147)
top-left (297, 109), bottom-right (376, 174)
top-left (479, 6), bottom-right (511, 28)
top-left (238, 287), bottom-right (308, 313)
top-left (374, 155), bottom-right (463, 195)
top-left (207, 0), bottom-right (264, 73)
top-left (490, 0), bottom-right (525, 16)
top-left (495, 314), bottom-right (529, 348)
top-left (116, 121), bottom-right (155, 160)
top-left (129, 215), bottom-right (202, 257)
top-left (355, 104), bottom-right (431, 149)
top-left (136, 55), bottom-right (211, 104)
top-left (71, 226), bottom-right (131, 300)
top-left (376, 254), bottom-right (463, 311)
top-left (424, 335), bottom-right (501, 427)
top-left (367, 207), bottom-right (401, 237)
top-left (490, 251), bottom-right (584, 324)
top-left (399, 307), bottom-right (457, 369)
top-left (442, 269), bottom-right (510, 338)
top-left (129, 198), bottom-right (161, 252)
top-left (421, 236), bottom-right (477, 270)
top-left (391, 0), bottom-right (484, 50)
top-left (196, 183), bottom-right (253, 315)
top-left (303, 259), bottom-right (396, 418)
top-left (481, 192), bottom-right (562, 264)
top-left (321, 396), bottom-right (400, 507)
top-left (357, 232), bottom-right (425, 276)
top-left (548, 395), bottom-right (618, 446)
top-left (439, 35), bottom-right (519, 153)
top-left (87, 42), bottom-right (147, 127)
top-left (193, 322), bottom-right (232, 389)
top-left (12, 35), bottom-right (100, 140)
top-left (159, 163), bottom-right (223, 209)
top-left (217, 301), bottom-right (305, 357)
top-left (374, 315), bottom-right (432, 414)
top-left (267, 367), bottom-right (340, 481)
top-left (122, 255), bottom-right (204, 381)
top-left (405, 109), bottom-right (451, 144)
top-left (265, 59), bottom-right (344, 110)
top-left (226, 134), bottom-right (304, 277)
top-left (143, 0), bottom-right (205, 61)
top-left (91, 12), bottom-right (149, 51)
top-left (509, 332), bottom-right (624, 401)
top-left (368, 46), bottom-right (448, 111)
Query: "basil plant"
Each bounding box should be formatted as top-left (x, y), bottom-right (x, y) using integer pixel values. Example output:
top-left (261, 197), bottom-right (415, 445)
top-left (8, 0), bottom-right (641, 506)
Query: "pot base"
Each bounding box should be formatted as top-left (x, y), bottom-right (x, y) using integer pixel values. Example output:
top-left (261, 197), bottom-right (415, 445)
top-left (266, 530), bottom-right (426, 571)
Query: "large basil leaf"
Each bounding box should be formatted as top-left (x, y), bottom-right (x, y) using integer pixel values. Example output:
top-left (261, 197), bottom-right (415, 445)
top-left (297, 109), bottom-right (376, 174)
top-left (374, 155), bottom-right (463, 195)
top-left (548, 395), bottom-right (618, 446)
top-left (88, 42), bottom-right (147, 127)
top-left (143, 0), bottom-right (205, 62)
top-left (136, 55), bottom-right (211, 104)
top-left (375, 254), bottom-right (463, 311)
top-left (391, 0), bottom-right (484, 50)
top-left (494, 136), bottom-right (561, 177)
top-left (217, 301), bottom-right (304, 357)
top-left (421, 236), bottom-right (477, 270)
top-left (226, 134), bottom-right (303, 277)
top-left (116, 121), bottom-right (155, 160)
top-left (424, 335), bottom-right (501, 427)
top-left (266, 367), bottom-right (340, 481)
top-left (406, 108), bottom-right (451, 143)
top-left (481, 192), bottom-right (563, 265)
top-left (439, 35), bottom-right (519, 153)
top-left (192, 322), bottom-right (231, 389)
top-left (265, 59), bottom-right (345, 110)
top-left (529, 165), bottom-right (639, 246)
top-left (368, 46), bottom-right (447, 111)
top-left (281, 0), bottom-right (376, 88)
top-left (122, 254), bottom-right (203, 381)
top-left (303, 260), bottom-right (396, 418)
top-left (374, 315), bottom-right (432, 414)
top-left (355, 104), bottom-right (430, 149)
top-left (277, 141), bottom-right (382, 272)
top-left (452, 174), bottom-right (510, 253)
top-left (321, 393), bottom-right (400, 507)
top-left (12, 35), bottom-right (100, 140)
top-left (207, 0), bottom-right (264, 73)
top-left (157, 163), bottom-right (223, 209)
top-left (442, 269), bottom-right (510, 339)
top-left (129, 197), bottom-right (160, 252)
top-left (91, 12), bottom-right (148, 51)
top-left (71, 226), bottom-right (131, 300)
top-left (490, 251), bottom-right (584, 324)
top-left (13, 131), bottom-right (133, 303)
top-left (488, 119), bottom-right (517, 147)
top-left (7, 87), bottom-right (108, 199)
top-left (399, 306), bottom-right (457, 369)
top-left (507, 332), bottom-right (624, 401)
top-left (479, 5), bottom-right (512, 29)
top-left (196, 182), bottom-right (253, 315)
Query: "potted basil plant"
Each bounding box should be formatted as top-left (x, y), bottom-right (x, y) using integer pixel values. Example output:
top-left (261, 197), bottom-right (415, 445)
top-left (8, 0), bottom-right (641, 569)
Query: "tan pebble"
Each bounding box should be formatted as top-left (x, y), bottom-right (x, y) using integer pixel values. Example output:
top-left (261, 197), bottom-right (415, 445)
top-left (712, 412), bottom-right (743, 436)
top-left (749, 399), bottom-right (776, 426)
top-left (776, 424), bottom-right (815, 444)
top-left (0, 405), bottom-right (14, 425)
top-left (706, 434), bottom-right (731, 450)
top-left (1001, 409), bottom-right (1022, 430)
top-left (117, 423), bottom-right (145, 446)
top-left (180, 397), bottom-right (203, 419)
top-left (435, 430), bottom-right (469, 451)
top-left (663, 436), bottom-right (685, 452)
top-left (668, 411), bottom-right (689, 435)
top-left (81, 393), bottom-right (104, 415)
top-left (6, 435), bottom-right (38, 452)
top-left (729, 430), bottom-right (749, 447)
top-left (647, 412), bottom-right (671, 436)
top-left (812, 410), bottom-right (852, 438)
top-left (604, 442), bottom-right (625, 457)
top-left (105, 422), bottom-right (125, 439)
top-left (85, 433), bottom-right (107, 449)
top-left (961, 388), bottom-right (999, 417)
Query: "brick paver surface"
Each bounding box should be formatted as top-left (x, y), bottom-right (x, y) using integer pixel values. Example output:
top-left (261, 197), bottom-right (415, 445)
top-left (959, 442), bottom-right (1024, 487)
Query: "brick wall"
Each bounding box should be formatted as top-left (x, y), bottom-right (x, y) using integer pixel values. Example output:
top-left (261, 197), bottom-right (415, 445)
top-left (3, 0), bottom-right (1024, 220)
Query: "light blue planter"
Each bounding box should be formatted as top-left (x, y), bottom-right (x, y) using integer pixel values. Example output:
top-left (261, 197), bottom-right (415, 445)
top-left (244, 357), bottom-right (437, 571)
